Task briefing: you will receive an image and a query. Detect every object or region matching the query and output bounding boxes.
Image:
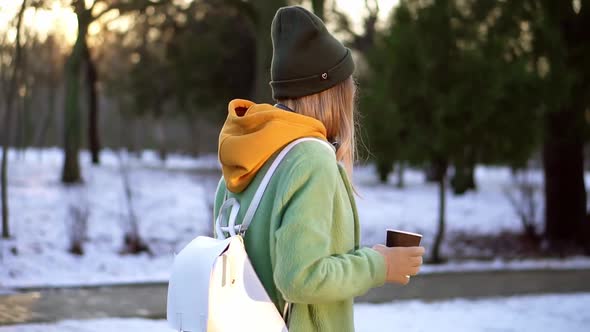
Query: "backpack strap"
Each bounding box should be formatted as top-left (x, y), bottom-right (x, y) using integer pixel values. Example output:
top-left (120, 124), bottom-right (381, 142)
top-left (215, 137), bottom-right (334, 326)
top-left (239, 137), bottom-right (335, 235)
top-left (242, 137), bottom-right (333, 327)
top-left (215, 137), bottom-right (334, 238)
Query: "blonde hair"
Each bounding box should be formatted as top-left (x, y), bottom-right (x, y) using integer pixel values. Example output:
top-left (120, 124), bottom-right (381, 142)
top-left (278, 76), bottom-right (357, 179)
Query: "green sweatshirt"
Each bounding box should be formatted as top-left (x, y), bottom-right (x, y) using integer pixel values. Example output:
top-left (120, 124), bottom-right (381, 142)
top-left (213, 140), bottom-right (387, 332)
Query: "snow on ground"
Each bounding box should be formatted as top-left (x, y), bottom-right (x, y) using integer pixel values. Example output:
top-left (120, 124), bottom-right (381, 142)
top-left (1, 293), bottom-right (589, 332)
top-left (353, 164), bottom-right (547, 246)
top-left (0, 318), bottom-right (173, 332)
top-left (354, 293), bottom-right (590, 332)
top-left (1, 149), bottom-right (213, 288)
top-left (1, 148), bottom-right (589, 288)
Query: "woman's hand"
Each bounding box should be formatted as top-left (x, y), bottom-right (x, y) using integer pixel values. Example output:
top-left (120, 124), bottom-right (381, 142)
top-left (372, 244), bottom-right (425, 285)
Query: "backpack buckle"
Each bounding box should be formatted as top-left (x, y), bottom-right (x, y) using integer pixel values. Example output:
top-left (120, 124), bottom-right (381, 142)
top-left (215, 198), bottom-right (241, 238)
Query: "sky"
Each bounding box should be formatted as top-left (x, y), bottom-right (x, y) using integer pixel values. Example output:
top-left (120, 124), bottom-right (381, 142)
top-left (0, 0), bottom-right (399, 46)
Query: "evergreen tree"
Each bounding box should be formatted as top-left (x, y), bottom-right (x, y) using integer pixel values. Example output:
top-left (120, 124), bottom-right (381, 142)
top-left (101, 0), bottom-right (255, 150)
top-left (363, 0), bottom-right (540, 261)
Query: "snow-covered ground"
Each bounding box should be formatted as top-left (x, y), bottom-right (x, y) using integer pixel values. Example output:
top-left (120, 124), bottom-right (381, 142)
top-left (1, 149), bottom-right (215, 288)
top-left (355, 293), bottom-right (590, 332)
top-left (1, 148), bottom-right (589, 288)
top-left (353, 165), bottom-right (546, 246)
top-left (2, 293), bottom-right (589, 332)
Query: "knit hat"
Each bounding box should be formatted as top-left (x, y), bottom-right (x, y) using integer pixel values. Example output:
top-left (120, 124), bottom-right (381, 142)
top-left (270, 6), bottom-right (355, 100)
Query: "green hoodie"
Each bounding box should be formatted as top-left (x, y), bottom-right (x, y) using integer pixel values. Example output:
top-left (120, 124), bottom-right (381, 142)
top-left (214, 99), bottom-right (387, 332)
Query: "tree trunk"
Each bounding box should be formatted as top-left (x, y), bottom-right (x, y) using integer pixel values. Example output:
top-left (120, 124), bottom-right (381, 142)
top-left (467, 165), bottom-right (476, 190)
top-left (253, 24), bottom-right (273, 103)
top-left (425, 161), bottom-right (445, 183)
top-left (1, 146), bottom-right (9, 239)
top-left (542, 107), bottom-right (586, 249)
top-left (62, 52), bottom-right (83, 183)
top-left (20, 88), bottom-right (33, 155)
top-left (16, 94), bottom-right (24, 154)
top-left (312, 0), bottom-right (325, 20)
top-left (84, 43), bottom-right (100, 165)
top-left (252, 1), bottom-right (287, 103)
top-left (451, 163), bottom-right (476, 195)
top-left (430, 160), bottom-right (448, 263)
top-left (2, 0), bottom-right (27, 239)
top-left (376, 158), bottom-right (392, 184)
top-left (61, 16), bottom-right (88, 183)
top-left (33, 84), bottom-right (57, 147)
top-left (154, 117), bottom-right (167, 162)
top-left (396, 162), bottom-right (405, 188)
top-left (538, 0), bottom-right (590, 250)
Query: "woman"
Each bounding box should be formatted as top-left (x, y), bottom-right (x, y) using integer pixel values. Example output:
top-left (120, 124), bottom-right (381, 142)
top-left (214, 6), bottom-right (425, 331)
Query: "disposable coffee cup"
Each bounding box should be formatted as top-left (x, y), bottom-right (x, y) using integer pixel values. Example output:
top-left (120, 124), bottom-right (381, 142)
top-left (386, 229), bottom-right (422, 247)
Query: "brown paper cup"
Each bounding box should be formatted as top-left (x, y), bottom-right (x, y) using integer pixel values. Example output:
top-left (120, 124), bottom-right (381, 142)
top-left (386, 229), bottom-right (422, 247)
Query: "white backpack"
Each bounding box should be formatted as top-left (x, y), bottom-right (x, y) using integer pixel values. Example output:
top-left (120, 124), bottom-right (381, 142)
top-left (167, 137), bottom-right (335, 332)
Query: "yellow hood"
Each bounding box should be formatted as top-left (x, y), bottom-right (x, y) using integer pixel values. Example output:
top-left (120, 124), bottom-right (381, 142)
top-left (219, 99), bottom-right (327, 193)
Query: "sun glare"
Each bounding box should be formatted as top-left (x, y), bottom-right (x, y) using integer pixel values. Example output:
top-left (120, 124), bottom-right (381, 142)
top-left (334, 0), bottom-right (399, 34)
top-left (0, 0), bottom-right (78, 45)
top-left (0, 0), bottom-right (399, 47)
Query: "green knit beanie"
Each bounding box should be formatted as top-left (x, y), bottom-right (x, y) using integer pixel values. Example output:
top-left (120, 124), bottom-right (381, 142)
top-left (270, 6), bottom-right (355, 100)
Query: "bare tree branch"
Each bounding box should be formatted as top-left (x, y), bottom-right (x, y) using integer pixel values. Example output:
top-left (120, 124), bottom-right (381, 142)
top-left (331, 1), bottom-right (357, 39)
top-left (364, 0), bottom-right (379, 17)
top-left (330, 0), bottom-right (379, 53)
top-left (94, 0), bottom-right (168, 21)
top-left (89, 0), bottom-right (100, 11)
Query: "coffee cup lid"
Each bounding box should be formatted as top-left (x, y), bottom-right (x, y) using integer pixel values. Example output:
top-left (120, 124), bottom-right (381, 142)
top-left (386, 229), bottom-right (423, 238)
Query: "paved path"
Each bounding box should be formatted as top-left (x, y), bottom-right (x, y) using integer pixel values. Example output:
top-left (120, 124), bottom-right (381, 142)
top-left (358, 268), bottom-right (590, 302)
top-left (1, 268), bottom-right (589, 326)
